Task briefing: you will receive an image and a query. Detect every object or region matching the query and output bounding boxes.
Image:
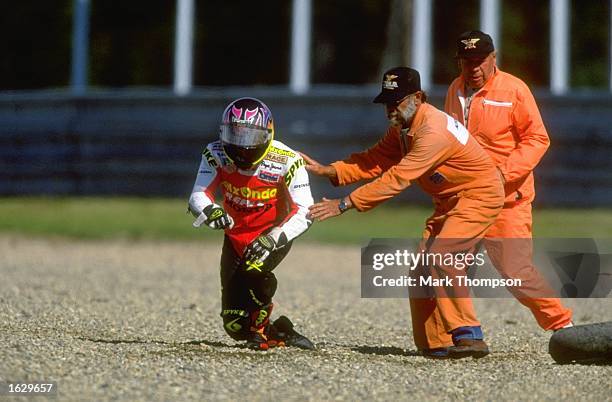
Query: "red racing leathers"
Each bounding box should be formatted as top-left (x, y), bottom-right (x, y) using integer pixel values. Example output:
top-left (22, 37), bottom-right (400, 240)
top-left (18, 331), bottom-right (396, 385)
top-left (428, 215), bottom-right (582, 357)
top-left (189, 140), bottom-right (313, 255)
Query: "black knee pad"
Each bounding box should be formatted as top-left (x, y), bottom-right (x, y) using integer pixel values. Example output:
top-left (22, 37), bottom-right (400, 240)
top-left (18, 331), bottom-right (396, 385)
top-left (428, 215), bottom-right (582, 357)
top-left (245, 270), bottom-right (277, 307)
top-left (226, 269), bottom-right (278, 308)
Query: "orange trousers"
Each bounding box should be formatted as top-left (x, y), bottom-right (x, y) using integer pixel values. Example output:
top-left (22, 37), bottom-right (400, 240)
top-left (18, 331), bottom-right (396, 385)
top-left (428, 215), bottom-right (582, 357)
top-left (410, 192), bottom-right (503, 350)
top-left (414, 201), bottom-right (573, 350)
top-left (484, 202), bottom-right (573, 330)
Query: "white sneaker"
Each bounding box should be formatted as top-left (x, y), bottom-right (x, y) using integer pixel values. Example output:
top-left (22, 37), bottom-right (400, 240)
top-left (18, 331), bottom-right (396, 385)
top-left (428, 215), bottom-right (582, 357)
top-left (554, 321), bottom-right (574, 332)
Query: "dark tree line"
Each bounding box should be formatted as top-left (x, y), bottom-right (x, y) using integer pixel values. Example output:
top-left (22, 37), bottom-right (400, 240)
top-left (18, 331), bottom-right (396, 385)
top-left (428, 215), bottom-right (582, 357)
top-left (2, 0), bottom-right (608, 90)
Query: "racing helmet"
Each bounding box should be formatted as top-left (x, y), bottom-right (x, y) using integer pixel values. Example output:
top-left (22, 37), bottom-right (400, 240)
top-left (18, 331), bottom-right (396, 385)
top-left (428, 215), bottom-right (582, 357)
top-left (220, 97), bottom-right (274, 169)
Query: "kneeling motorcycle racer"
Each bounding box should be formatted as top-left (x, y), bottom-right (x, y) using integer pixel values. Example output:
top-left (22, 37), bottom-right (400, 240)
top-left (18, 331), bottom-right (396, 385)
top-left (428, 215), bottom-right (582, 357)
top-left (188, 97), bottom-right (315, 350)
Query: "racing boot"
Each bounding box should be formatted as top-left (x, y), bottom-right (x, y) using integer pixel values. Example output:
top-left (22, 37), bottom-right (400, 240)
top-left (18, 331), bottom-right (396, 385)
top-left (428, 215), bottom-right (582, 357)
top-left (245, 327), bottom-right (270, 351)
top-left (268, 315), bottom-right (315, 350)
top-left (244, 304), bottom-right (274, 351)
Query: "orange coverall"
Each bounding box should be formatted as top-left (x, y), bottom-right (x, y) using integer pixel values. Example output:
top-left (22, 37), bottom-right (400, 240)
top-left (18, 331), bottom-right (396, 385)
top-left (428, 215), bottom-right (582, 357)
top-left (332, 103), bottom-right (505, 349)
top-left (445, 68), bottom-right (573, 332)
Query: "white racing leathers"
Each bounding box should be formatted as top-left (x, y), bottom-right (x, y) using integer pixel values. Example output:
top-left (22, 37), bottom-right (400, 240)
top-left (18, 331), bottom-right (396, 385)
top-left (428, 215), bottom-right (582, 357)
top-left (189, 140), bottom-right (314, 255)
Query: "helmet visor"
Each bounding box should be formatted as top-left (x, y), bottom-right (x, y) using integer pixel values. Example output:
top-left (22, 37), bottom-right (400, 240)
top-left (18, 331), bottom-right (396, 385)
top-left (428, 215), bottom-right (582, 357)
top-left (220, 123), bottom-right (272, 147)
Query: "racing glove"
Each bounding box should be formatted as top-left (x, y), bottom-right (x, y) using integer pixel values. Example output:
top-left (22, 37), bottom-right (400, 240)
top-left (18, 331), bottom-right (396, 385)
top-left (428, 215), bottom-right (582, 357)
top-left (243, 228), bottom-right (288, 264)
top-left (192, 204), bottom-right (234, 230)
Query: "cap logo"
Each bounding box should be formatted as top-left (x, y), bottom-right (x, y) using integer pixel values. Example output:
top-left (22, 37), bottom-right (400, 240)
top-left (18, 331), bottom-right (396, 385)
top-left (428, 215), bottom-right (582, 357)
top-left (383, 74), bottom-right (399, 90)
top-left (461, 38), bottom-right (480, 49)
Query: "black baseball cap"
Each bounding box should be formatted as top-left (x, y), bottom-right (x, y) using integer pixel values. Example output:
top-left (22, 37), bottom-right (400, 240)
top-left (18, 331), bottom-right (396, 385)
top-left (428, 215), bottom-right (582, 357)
top-left (456, 30), bottom-right (495, 58)
top-left (373, 67), bottom-right (421, 104)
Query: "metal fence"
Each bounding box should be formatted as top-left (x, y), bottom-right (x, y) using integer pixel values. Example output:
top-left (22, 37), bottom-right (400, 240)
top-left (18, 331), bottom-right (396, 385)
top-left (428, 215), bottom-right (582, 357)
top-left (1, 88), bottom-right (611, 206)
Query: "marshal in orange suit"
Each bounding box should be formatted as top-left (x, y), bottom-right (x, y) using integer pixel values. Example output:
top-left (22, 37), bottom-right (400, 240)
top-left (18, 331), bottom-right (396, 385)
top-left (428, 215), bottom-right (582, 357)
top-left (305, 67), bottom-right (504, 359)
top-left (444, 31), bottom-right (573, 337)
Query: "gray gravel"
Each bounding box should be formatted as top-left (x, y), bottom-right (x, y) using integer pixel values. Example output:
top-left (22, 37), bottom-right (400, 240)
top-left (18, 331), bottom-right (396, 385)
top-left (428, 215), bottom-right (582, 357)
top-left (1, 235), bottom-right (611, 401)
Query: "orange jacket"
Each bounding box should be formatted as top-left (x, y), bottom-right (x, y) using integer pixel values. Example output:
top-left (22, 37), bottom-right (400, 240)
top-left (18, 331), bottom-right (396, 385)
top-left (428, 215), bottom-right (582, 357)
top-left (444, 68), bottom-right (550, 205)
top-left (331, 103), bottom-right (503, 211)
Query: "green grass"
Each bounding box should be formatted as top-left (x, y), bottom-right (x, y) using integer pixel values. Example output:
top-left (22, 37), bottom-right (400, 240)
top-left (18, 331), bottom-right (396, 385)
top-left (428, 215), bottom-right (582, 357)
top-left (0, 197), bottom-right (611, 243)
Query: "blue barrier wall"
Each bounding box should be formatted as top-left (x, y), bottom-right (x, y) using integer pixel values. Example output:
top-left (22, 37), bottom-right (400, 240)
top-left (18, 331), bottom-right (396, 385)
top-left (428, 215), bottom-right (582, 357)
top-left (1, 87), bottom-right (611, 206)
